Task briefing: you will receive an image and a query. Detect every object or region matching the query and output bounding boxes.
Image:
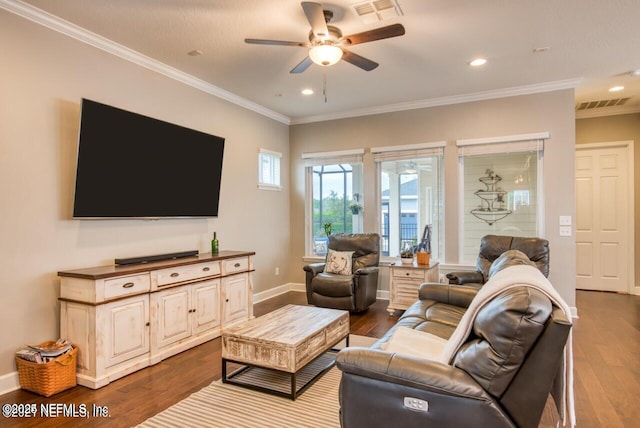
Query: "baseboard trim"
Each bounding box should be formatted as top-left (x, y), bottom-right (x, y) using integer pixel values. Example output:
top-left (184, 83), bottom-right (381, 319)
top-left (0, 370), bottom-right (20, 395)
top-left (570, 306), bottom-right (579, 319)
top-left (254, 283), bottom-right (390, 304)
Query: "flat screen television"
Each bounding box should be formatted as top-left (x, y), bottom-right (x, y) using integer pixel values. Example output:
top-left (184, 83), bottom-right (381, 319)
top-left (73, 98), bottom-right (225, 218)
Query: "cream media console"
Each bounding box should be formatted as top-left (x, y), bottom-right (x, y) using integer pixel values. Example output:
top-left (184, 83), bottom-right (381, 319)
top-left (58, 250), bottom-right (254, 389)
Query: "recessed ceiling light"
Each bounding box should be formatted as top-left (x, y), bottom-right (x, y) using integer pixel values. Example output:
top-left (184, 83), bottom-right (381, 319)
top-left (187, 50), bottom-right (203, 56)
top-left (609, 86), bottom-right (624, 92)
top-left (469, 58), bottom-right (487, 67)
top-left (301, 88), bottom-right (314, 95)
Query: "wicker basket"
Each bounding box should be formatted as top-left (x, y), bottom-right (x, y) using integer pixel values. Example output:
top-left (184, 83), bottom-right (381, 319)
top-left (416, 251), bottom-right (431, 266)
top-left (16, 344), bottom-right (77, 397)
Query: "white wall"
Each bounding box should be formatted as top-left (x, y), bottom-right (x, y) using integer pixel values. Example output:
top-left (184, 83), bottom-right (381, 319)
top-left (290, 90), bottom-right (576, 307)
top-left (0, 11), bottom-right (289, 375)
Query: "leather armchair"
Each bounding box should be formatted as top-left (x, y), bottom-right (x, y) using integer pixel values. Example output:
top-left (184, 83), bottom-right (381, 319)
top-left (336, 286), bottom-right (571, 428)
top-left (303, 233), bottom-right (380, 312)
top-left (446, 234), bottom-right (550, 287)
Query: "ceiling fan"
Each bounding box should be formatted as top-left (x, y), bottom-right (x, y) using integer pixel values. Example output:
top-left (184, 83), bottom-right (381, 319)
top-left (245, 1), bottom-right (405, 73)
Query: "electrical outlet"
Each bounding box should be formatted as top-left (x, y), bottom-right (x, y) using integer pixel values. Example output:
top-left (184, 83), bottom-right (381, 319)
top-left (275, 267), bottom-right (280, 276)
top-left (559, 226), bottom-right (572, 237)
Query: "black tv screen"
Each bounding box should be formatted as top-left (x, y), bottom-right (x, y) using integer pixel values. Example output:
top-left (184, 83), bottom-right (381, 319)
top-left (73, 99), bottom-right (225, 218)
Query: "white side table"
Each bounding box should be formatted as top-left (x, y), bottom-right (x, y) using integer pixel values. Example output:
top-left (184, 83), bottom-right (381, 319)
top-left (388, 261), bottom-right (439, 315)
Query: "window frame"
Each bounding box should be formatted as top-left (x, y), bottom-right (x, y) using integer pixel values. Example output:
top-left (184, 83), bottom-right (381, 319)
top-left (456, 132), bottom-right (548, 263)
top-left (303, 149), bottom-right (365, 258)
top-left (258, 148), bottom-right (282, 191)
top-left (372, 142), bottom-right (446, 262)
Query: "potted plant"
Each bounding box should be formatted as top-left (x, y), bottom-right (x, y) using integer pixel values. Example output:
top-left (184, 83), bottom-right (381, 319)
top-left (349, 193), bottom-right (363, 214)
top-left (323, 222), bottom-right (333, 237)
top-left (348, 202), bottom-right (363, 215)
top-left (400, 241), bottom-right (414, 264)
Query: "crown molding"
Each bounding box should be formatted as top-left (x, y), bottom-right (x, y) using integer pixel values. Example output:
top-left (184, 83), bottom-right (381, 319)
top-left (0, 0), bottom-right (291, 125)
top-left (575, 104), bottom-right (640, 119)
top-left (290, 78), bottom-right (582, 125)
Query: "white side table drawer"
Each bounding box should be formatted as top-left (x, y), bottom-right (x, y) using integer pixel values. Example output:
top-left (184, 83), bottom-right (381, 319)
top-left (392, 268), bottom-right (425, 280)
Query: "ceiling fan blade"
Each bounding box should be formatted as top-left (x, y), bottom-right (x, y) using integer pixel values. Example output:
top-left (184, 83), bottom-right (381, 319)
top-left (245, 38), bottom-right (309, 47)
top-left (302, 2), bottom-right (329, 39)
top-left (341, 49), bottom-right (379, 71)
top-left (290, 56), bottom-right (313, 74)
top-left (342, 23), bottom-right (405, 46)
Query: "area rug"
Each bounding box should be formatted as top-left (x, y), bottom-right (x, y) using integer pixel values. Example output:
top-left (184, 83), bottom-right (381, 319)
top-left (138, 335), bottom-right (377, 428)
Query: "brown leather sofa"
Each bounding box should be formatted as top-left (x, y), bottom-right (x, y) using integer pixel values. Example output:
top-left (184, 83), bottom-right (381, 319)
top-left (303, 233), bottom-right (380, 312)
top-left (446, 234), bottom-right (550, 288)
top-left (336, 251), bottom-right (571, 428)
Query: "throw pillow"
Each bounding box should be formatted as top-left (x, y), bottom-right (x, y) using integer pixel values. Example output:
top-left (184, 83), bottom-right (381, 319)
top-left (324, 249), bottom-right (354, 275)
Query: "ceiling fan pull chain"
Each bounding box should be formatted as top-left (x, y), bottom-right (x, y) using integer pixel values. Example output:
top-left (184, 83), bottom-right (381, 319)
top-left (323, 71), bottom-right (328, 103)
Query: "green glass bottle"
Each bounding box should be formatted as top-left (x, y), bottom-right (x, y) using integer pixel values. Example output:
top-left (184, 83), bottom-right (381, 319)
top-left (211, 232), bottom-right (219, 254)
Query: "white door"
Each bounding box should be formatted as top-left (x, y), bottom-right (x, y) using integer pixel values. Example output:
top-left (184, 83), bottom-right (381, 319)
top-left (575, 144), bottom-right (630, 292)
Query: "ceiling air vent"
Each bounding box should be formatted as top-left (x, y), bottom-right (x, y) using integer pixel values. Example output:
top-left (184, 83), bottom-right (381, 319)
top-left (352, 0), bottom-right (403, 24)
top-left (576, 98), bottom-right (630, 110)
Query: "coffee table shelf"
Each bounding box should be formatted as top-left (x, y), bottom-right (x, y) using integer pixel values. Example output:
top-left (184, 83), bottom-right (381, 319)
top-left (221, 304), bottom-right (349, 400)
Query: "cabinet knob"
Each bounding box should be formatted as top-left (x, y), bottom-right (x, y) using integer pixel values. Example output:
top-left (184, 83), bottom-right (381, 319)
top-left (226, 298), bottom-right (229, 302)
top-left (145, 322), bottom-right (150, 327)
top-left (122, 282), bottom-right (135, 288)
top-left (170, 272), bottom-right (180, 278)
top-left (406, 272), bottom-right (410, 276)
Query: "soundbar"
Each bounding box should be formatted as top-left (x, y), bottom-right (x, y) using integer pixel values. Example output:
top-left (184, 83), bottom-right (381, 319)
top-left (115, 250), bottom-right (199, 266)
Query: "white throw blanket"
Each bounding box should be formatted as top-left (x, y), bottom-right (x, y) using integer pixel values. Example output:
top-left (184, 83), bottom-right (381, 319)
top-left (440, 265), bottom-right (576, 428)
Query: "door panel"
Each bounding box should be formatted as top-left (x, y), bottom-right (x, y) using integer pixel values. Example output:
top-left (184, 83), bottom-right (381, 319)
top-left (575, 146), bottom-right (628, 292)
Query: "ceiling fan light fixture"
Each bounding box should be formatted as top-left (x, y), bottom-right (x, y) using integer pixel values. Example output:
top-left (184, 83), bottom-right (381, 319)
top-left (309, 44), bottom-right (343, 66)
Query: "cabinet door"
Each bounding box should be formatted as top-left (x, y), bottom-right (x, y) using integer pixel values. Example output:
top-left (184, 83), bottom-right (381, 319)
top-left (192, 279), bottom-right (221, 335)
top-left (222, 273), bottom-right (249, 326)
top-left (153, 286), bottom-right (191, 350)
top-left (103, 295), bottom-right (149, 368)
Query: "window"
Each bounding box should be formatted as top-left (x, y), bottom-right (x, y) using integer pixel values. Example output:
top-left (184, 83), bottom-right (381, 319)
top-left (303, 150), bottom-right (364, 256)
top-left (258, 149), bottom-right (281, 190)
top-left (457, 133), bottom-right (547, 262)
top-left (373, 143), bottom-right (445, 260)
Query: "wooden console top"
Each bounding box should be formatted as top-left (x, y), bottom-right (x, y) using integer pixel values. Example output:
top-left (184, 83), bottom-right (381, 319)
top-left (58, 250), bottom-right (255, 280)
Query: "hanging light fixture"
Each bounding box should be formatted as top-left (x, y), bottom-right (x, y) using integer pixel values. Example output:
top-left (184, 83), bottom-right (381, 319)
top-left (309, 44), bottom-right (343, 66)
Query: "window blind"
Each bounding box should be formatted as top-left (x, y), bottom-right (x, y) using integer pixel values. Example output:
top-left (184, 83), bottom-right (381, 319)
top-left (302, 149), bottom-right (364, 166)
top-left (372, 142), bottom-right (445, 162)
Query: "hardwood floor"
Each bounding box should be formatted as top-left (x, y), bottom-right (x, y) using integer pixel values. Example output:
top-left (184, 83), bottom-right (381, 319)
top-left (1, 290), bottom-right (638, 427)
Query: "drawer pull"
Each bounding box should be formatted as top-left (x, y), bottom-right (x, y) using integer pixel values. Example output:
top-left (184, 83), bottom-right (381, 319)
top-left (170, 272), bottom-right (180, 278)
top-left (122, 282), bottom-right (135, 288)
top-left (203, 267), bottom-right (210, 272)
top-left (234, 263), bottom-right (241, 268)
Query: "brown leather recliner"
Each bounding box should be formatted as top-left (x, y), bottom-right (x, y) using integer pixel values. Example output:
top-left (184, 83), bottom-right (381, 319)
top-left (336, 260), bottom-right (571, 428)
top-left (303, 233), bottom-right (380, 312)
top-left (446, 234), bottom-right (550, 288)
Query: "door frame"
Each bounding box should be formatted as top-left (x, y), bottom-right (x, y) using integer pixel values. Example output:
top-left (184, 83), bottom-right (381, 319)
top-left (575, 140), bottom-right (636, 295)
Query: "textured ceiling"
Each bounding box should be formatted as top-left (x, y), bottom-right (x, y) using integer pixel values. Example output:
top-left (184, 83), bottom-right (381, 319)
top-left (9, 0), bottom-right (640, 123)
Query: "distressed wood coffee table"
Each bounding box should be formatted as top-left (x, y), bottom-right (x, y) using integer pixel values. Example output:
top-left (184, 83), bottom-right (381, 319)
top-left (221, 304), bottom-right (350, 399)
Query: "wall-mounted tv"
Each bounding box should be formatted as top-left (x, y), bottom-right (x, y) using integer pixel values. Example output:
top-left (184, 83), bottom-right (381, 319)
top-left (73, 98), bottom-right (225, 219)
